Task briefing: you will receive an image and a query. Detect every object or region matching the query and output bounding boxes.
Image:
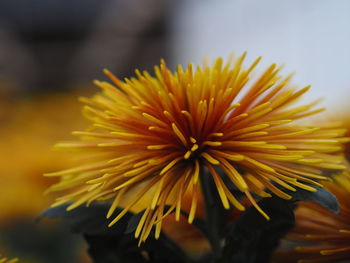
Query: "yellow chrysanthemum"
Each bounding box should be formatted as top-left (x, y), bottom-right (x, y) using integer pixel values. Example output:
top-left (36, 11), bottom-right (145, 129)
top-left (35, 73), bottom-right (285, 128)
top-left (46, 53), bottom-right (348, 243)
top-left (275, 173), bottom-right (350, 263)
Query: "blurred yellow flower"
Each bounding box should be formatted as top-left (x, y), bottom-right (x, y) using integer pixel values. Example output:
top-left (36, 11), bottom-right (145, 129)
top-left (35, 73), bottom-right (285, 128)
top-left (162, 214), bottom-right (211, 257)
top-left (46, 54), bottom-right (348, 243)
top-left (276, 173), bottom-right (350, 263)
top-left (0, 253), bottom-right (19, 263)
top-left (162, 190), bottom-right (211, 257)
top-left (0, 93), bottom-right (85, 222)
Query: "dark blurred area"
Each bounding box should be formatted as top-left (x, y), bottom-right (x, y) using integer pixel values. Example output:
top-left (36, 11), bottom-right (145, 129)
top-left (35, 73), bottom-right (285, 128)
top-left (0, 1), bottom-right (174, 261)
top-left (0, 0), bottom-right (173, 95)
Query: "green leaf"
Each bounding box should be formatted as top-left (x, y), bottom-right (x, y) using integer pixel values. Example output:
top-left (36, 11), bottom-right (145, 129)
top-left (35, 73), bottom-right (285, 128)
top-left (39, 203), bottom-right (190, 263)
top-left (125, 210), bottom-right (144, 234)
top-left (290, 185), bottom-right (339, 214)
top-left (38, 202), bottom-right (129, 235)
top-left (220, 197), bottom-right (296, 263)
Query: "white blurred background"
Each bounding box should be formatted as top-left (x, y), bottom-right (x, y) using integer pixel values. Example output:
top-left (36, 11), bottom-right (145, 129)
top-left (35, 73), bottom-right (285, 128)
top-left (170, 0), bottom-right (350, 109)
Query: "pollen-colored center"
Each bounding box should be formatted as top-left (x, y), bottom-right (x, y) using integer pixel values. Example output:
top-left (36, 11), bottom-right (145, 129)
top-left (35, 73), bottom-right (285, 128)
top-left (184, 137), bottom-right (199, 159)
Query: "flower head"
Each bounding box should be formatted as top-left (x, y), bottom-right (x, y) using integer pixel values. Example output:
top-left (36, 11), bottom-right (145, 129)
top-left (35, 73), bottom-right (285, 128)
top-left (46, 54), bottom-right (348, 243)
top-left (276, 173), bottom-right (350, 263)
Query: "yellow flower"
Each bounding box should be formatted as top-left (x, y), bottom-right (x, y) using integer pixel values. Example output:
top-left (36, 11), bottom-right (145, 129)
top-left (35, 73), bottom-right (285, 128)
top-left (0, 254), bottom-right (19, 263)
top-left (46, 53), bottom-right (348, 243)
top-left (162, 204), bottom-right (211, 257)
top-left (0, 93), bottom-right (84, 222)
top-left (276, 173), bottom-right (350, 263)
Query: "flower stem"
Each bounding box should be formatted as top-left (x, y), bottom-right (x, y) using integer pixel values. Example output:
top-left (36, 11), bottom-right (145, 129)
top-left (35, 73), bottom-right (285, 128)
top-left (200, 168), bottom-right (222, 260)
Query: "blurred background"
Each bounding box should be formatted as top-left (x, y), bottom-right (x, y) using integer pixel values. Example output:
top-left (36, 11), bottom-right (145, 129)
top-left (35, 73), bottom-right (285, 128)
top-left (0, 0), bottom-right (349, 262)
